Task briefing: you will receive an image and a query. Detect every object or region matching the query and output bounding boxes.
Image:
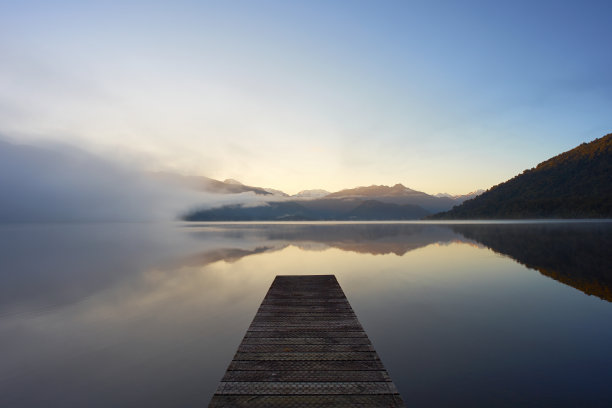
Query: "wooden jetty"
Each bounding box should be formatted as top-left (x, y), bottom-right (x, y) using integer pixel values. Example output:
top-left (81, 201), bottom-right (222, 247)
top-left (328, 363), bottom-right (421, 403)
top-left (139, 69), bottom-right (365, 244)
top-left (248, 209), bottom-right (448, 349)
top-left (208, 275), bottom-right (406, 407)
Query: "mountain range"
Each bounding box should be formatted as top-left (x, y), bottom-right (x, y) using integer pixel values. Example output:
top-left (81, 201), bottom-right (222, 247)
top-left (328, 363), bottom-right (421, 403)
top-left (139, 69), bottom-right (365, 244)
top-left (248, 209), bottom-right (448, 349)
top-left (181, 183), bottom-right (481, 221)
top-left (154, 170), bottom-right (482, 221)
top-left (182, 133), bottom-right (612, 221)
top-left (156, 172), bottom-right (479, 205)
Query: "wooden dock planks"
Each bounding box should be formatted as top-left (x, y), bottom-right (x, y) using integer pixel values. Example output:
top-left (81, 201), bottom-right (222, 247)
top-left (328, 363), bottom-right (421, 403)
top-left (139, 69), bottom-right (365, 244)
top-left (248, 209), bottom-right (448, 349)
top-left (208, 275), bottom-right (406, 407)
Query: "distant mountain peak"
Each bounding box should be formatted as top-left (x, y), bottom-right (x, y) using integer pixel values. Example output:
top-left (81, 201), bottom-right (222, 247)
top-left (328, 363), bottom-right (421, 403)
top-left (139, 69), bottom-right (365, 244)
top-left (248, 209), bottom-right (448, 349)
top-left (435, 190), bottom-right (485, 200)
top-left (327, 183), bottom-right (423, 198)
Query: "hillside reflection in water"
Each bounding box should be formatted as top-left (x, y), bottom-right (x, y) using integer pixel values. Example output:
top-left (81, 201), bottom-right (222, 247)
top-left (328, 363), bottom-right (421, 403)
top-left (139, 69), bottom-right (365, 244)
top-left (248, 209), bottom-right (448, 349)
top-left (1, 222), bottom-right (611, 407)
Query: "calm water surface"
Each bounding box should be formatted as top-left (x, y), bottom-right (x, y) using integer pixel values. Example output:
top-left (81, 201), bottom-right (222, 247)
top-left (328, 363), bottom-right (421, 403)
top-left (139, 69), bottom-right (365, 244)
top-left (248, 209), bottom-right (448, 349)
top-left (1, 222), bottom-right (611, 407)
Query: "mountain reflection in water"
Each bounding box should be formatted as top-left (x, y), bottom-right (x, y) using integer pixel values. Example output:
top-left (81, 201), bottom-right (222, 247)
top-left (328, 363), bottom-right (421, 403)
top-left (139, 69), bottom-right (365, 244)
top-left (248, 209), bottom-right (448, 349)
top-left (185, 222), bottom-right (612, 302)
top-left (451, 223), bottom-right (612, 302)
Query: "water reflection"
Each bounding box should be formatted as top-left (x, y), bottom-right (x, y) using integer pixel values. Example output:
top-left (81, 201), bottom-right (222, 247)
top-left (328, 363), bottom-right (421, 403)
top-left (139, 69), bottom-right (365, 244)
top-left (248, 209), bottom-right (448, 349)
top-left (184, 222), bottom-right (612, 302)
top-left (451, 223), bottom-right (612, 302)
top-left (1, 222), bottom-right (611, 407)
top-left (185, 222), bottom-right (466, 255)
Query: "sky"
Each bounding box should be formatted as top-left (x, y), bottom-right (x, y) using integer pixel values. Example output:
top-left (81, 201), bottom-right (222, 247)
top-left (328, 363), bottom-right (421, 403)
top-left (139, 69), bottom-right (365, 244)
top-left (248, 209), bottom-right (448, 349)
top-left (1, 0), bottom-right (611, 195)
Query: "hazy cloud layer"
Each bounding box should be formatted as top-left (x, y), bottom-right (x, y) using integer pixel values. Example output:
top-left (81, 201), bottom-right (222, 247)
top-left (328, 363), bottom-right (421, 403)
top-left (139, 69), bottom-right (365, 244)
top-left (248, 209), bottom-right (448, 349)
top-left (0, 138), bottom-right (263, 222)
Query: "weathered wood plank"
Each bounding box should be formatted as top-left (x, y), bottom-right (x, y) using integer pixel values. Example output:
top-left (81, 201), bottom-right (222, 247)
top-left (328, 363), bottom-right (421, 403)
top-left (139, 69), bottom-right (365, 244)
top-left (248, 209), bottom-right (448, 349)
top-left (221, 370), bottom-right (391, 382)
top-left (254, 312), bottom-right (357, 317)
top-left (215, 381), bottom-right (399, 395)
top-left (241, 337), bottom-right (372, 345)
top-left (256, 306), bottom-right (354, 312)
top-left (226, 360), bottom-right (387, 371)
top-left (234, 352), bottom-right (380, 361)
top-left (247, 324), bottom-right (364, 330)
top-left (260, 300), bottom-right (350, 304)
top-left (209, 395), bottom-right (405, 407)
top-left (238, 343), bottom-right (374, 353)
top-left (208, 275), bottom-right (405, 407)
top-left (243, 330), bottom-right (368, 338)
top-left (251, 316), bottom-right (358, 321)
top-left (237, 344), bottom-right (374, 353)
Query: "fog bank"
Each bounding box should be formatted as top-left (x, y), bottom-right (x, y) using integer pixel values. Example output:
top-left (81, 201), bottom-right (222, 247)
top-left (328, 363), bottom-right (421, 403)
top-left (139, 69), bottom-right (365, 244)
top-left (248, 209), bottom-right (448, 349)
top-left (0, 138), bottom-right (259, 222)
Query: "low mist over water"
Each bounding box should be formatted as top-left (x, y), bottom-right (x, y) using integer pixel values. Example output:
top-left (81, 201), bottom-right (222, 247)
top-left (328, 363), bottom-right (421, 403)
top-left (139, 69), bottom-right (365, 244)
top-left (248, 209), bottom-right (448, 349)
top-left (1, 222), bottom-right (611, 407)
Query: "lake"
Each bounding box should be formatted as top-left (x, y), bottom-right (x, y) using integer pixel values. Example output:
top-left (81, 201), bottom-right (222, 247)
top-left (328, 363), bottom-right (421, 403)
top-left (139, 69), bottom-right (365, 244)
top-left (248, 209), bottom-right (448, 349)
top-left (1, 221), bottom-right (611, 407)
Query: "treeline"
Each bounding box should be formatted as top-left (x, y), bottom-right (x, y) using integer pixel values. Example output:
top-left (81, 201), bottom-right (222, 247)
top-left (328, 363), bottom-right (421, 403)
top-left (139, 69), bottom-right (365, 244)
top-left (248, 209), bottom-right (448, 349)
top-left (431, 133), bottom-right (612, 219)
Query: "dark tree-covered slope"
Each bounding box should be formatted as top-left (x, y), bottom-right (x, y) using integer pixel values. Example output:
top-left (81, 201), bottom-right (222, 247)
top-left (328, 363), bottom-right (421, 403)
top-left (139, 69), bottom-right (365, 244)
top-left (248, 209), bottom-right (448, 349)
top-left (431, 133), bottom-right (612, 219)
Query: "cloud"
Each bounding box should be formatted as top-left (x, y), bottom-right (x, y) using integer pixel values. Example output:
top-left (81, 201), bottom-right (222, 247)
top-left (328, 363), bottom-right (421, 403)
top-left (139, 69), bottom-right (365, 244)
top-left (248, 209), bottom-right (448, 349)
top-left (0, 137), bottom-right (262, 222)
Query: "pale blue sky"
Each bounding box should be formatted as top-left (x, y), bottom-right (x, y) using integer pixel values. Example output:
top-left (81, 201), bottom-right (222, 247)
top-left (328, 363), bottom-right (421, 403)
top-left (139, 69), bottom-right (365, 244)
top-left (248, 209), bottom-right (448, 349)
top-left (1, 0), bottom-right (610, 194)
